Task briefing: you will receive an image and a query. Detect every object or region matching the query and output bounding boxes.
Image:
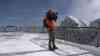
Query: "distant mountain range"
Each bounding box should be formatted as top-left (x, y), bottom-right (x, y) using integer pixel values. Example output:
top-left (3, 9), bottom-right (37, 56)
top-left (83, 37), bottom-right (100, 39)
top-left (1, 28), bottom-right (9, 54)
top-left (90, 18), bottom-right (100, 27)
top-left (60, 16), bottom-right (87, 27)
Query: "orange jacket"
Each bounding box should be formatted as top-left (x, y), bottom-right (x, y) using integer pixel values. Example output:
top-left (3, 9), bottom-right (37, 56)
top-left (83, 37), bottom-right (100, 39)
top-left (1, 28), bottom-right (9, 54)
top-left (43, 16), bottom-right (57, 31)
top-left (47, 20), bottom-right (56, 31)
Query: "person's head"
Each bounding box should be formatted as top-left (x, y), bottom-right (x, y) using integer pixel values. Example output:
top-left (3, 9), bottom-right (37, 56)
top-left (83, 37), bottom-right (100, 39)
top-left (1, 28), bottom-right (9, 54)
top-left (46, 8), bottom-right (58, 21)
top-left (48, 8), bottom-right (54, 15)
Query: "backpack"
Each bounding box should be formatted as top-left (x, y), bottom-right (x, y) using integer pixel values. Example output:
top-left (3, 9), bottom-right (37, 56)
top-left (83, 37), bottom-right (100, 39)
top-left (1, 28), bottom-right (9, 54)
top-left (46, 12), bottom-right (58, 22)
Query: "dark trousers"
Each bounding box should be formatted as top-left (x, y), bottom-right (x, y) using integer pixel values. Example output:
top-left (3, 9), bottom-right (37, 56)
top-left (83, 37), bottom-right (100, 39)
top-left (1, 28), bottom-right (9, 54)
top-left (48, 30), bottom-right (56, 49)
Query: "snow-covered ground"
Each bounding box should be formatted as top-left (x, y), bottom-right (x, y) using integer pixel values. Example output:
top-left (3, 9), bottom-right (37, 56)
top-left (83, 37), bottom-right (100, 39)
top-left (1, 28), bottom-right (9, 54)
top-left (0, 32), bottom-right (99, 56)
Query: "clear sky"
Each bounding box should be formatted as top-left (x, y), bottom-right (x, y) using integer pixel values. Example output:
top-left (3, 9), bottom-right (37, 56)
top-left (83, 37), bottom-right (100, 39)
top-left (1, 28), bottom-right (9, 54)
top-left (0, 0), bottom-right (100, 26)
top-left (0, 0), bottom-right (72, 26)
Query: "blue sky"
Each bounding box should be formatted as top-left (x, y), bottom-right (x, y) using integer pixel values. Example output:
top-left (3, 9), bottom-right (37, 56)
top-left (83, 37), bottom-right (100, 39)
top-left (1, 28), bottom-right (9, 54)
top-left (0, 0), bottom-right (72, 26)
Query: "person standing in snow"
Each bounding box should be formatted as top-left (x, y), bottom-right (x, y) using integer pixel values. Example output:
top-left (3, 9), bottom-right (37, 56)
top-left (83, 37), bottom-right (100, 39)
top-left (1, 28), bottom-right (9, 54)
top-left (43, 8), bottom-right (58, 51)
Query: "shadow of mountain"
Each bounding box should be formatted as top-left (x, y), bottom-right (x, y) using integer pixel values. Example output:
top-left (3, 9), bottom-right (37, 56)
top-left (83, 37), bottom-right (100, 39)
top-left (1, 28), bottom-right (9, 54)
top-left (0, 50), bottom-right (49, 56)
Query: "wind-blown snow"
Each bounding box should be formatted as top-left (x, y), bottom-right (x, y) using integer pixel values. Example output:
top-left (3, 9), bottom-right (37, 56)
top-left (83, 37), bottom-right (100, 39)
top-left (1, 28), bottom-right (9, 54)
top-left (69, 16), bottom-right (87, 27)
top-left (69, 0), bottom-right (100, 26)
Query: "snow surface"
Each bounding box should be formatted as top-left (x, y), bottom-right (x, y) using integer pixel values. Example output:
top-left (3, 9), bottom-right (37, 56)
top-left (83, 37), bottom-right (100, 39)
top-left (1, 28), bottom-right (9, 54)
top-left (0, 32), bottom-right (98, 56)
